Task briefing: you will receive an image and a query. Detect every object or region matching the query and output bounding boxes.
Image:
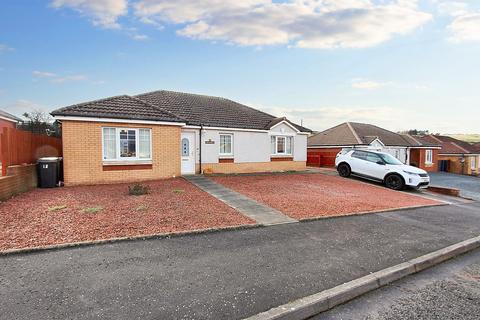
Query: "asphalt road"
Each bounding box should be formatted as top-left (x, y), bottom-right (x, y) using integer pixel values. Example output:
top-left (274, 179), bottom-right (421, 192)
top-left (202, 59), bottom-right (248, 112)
top-left (1, 202), bottom-right (480, 320)
top-left (316, 248), bottom-right (480, 320)
top-left (429, 172), bottom-right (480, 201)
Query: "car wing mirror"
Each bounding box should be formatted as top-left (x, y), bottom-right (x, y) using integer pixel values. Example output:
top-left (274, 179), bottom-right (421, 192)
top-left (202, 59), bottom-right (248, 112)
top-left (376, 160), bottom-right (386, 165)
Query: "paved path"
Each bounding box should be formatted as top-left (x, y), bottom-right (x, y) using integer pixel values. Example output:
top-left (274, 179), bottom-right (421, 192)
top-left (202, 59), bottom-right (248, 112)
top-left (185, 175), bottom-right (297, 225)
top-left (429, 172), bottom-right (480, 201)
top-left (316, 248), bottom-right (480, 320)
top-left (1, 202), bottom-right (480, 320)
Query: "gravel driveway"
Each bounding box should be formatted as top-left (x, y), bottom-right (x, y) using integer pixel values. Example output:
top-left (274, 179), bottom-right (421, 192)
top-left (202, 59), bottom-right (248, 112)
top-left (211, 173), bottom-right (441, 220)
top-left (429, 172), bottom-right (480, 201)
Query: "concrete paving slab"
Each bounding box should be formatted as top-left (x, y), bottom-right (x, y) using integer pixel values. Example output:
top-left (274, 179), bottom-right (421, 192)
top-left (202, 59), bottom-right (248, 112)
top-left (185, 175), bottom-right (297, 225)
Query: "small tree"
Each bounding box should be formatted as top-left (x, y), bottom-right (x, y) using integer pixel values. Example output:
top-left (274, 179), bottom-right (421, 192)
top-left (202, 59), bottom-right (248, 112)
top-left (20, 110), bottom-right (59, 136)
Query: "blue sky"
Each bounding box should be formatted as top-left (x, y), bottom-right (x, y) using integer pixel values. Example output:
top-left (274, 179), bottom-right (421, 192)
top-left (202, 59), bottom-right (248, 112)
top-left (0, 0), bottom-right (479, 133)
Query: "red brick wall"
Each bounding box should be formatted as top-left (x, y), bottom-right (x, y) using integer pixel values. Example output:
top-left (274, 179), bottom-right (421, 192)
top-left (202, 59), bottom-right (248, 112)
top-left (410, 149), bottom-right (438, 172)
top-left (0, 164), bottom-right (37, 201)
top-left (419, 149), bottom-right (438, 172)
top-left (307, 148), bottom-right (342, 167)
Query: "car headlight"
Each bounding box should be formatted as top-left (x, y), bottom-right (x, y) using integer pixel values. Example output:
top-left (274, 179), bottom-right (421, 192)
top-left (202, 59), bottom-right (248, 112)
top-left (403, 170), bottom-right (419, 176)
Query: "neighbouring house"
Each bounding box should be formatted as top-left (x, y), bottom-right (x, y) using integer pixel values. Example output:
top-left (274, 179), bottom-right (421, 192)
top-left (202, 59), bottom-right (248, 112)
top-left (307, 122), bottom-right (441, 172)
top-left (416, 135), bottom-right (480, 176)
top-left (0, 109), bottom-right (22, 130)
top-left (472, 143), bottom-right (480, 153)
top-left (0, 109), bottom-right (22, 164)
top-left (51, 90), bottom-right (311, 186)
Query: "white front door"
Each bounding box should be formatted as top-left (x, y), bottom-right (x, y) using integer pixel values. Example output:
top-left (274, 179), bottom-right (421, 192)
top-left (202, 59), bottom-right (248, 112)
top-left (181, 132), bottom-right (195, 175)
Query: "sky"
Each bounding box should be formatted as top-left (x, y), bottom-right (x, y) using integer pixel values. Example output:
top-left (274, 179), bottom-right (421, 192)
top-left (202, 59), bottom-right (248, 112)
top-left (0, 0), bottom-right (479, 134)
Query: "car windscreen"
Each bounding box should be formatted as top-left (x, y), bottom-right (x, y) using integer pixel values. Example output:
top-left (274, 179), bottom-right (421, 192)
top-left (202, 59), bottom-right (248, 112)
top-left (378, 153), bottom-right (403, 165)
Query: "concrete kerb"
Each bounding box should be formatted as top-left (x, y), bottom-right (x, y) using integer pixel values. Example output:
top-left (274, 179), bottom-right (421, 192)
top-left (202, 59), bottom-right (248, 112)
top-left (299, 202), bottom-right (448, 223)
top-left (243, 235), bottom-right (480, 320)
top-left (0, 224), bottom-right (261, 257)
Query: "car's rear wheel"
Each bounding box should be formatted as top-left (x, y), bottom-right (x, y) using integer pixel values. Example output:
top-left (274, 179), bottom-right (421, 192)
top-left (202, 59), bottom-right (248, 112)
top-left (385, 174), bottom-right (405, 191)
top-left (337, 163), bottom-right (351, 177)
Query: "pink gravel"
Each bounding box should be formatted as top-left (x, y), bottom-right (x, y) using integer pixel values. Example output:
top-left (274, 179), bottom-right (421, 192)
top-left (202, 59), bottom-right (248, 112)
top-left (0, 178), bottom-right (254, 251)
top-left (211, 173), bottom-right (442, 220)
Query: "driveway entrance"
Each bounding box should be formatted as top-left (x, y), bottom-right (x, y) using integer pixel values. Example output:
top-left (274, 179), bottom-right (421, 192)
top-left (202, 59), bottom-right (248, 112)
top-left (429, 172), bottom-right (480, 201)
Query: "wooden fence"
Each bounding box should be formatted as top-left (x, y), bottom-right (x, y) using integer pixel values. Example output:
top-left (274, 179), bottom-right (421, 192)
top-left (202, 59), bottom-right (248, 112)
top-left (0, 127), bottom-right (62, 176)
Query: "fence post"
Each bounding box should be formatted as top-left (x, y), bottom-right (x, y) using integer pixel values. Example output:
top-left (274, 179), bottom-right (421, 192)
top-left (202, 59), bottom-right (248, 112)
top-left (1, 127), bottom-right (9, 176)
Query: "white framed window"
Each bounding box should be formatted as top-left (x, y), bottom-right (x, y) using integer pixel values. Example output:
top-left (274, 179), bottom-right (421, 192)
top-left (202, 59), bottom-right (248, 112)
top-left (271, 136), bottom-right (293, 155)
top-left (102, 127), bottom-right (152, 161)
top-left (425, 149), bottom-right (433, 164)
top-left (219, 133), bottom-right (233, 156)
top-left (471, 156), bottom-right (477, 170)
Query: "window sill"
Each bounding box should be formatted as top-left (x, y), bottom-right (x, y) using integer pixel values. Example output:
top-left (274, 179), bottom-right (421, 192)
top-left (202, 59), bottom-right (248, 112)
top-left (219, 158), bottom-right (234, 163)
top-left (103, 160), bottom-right (152, 166)
top-left (271, 156), bottom-right (294, 162)
top-left (102, 160), bottom-right (153, 171)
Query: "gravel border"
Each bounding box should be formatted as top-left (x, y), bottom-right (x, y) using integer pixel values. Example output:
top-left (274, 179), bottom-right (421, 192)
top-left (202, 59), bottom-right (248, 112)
top-left (0, 224), bottom-right (260, 256)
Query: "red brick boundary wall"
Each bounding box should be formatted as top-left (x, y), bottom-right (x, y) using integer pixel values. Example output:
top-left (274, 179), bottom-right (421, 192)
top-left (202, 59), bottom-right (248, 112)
top-left (0, 164), bottom-right (37, 201)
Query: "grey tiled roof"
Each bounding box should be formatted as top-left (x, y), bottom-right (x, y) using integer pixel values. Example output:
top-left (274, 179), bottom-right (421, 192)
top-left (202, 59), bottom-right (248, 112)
top-left (308, 122), bottom-right (436, 147)
top-left (0, 109), bottom-right (22, 122)
top-left (51, 95), bottom-right (185, 123)
top-left (136, 90), bottom-right (310, 131)
top-left (51, 90), bottom-right (311, 132)
top-left (308, 123), bottom-right (359, 146)
top-left (349, 122), bottom-right (413, 146)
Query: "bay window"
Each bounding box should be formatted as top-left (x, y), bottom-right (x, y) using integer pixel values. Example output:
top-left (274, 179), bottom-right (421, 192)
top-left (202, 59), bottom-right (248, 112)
top-left (102, 127), bottom-right (151, 161)
top-left (219, 133), bottom-right (233, 156)
top-left (271, 136), bottom-right (293, 156)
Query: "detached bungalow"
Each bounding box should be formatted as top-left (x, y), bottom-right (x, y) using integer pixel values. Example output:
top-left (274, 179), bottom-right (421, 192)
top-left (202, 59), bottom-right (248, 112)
top-left (51, 90), bottom-right (310, 186)
top-left (416, 135), bottom-right (480, 176)
top-left (307, 122), bottom-right (441, 172)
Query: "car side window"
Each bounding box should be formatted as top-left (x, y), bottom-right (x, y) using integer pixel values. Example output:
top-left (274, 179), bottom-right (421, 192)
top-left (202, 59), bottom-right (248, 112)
top-left (352, 151), bottom-right (367, 160)
top-left (365, 153), bottom-right (382, 163)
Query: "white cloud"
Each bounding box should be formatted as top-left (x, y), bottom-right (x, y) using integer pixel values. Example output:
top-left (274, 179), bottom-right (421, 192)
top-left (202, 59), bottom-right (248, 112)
top-left (436, 1), bottom-right (469, 16)
top-left (32, 70), bottom-right (93, 84)
top-left (351, 79), bottom-right (388, 90)
top-left (3, 99), bottom-right (50, 117)
top-left (350, 78), bottom-right (429, 90)
top-left (32, 70), bottom-right (57, 78)
top-left (0, 44), bottom-right (14, 53)
top-left (448, 12), bottom-right (480, 42)
top-left (133, 0), bottom-right (432, 48)
top-left (131, 33), bottom-right (149, 41)
top-left (50, 0), bottom-right (128, 29)
top-left (254, 103), bottom-right (445, 133)
top-left (256, 104), bottom-right (405, 132)
top-left (51, 74), bottom-right (88, 83)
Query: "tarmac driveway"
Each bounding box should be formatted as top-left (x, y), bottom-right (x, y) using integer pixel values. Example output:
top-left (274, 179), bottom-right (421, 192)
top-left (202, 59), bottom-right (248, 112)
top-left (2, 202), bottom-right (480, 320)
top-left (429, 172), bottom-right (480, 201)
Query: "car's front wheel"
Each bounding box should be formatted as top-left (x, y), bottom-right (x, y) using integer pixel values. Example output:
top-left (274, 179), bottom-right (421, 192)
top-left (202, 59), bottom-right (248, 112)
top-left (384, 174), bottom-right (405, 191)
top-left (337, 163), bottom-right (351, 177)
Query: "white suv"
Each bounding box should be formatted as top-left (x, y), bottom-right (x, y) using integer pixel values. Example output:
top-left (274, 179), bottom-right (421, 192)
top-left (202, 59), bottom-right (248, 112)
top-left (335, 149), bottom-right (430, 190)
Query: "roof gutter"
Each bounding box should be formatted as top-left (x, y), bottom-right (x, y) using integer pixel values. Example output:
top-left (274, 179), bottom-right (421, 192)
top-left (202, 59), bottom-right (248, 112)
top-left (52, 115), bottom-right (186, 126)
